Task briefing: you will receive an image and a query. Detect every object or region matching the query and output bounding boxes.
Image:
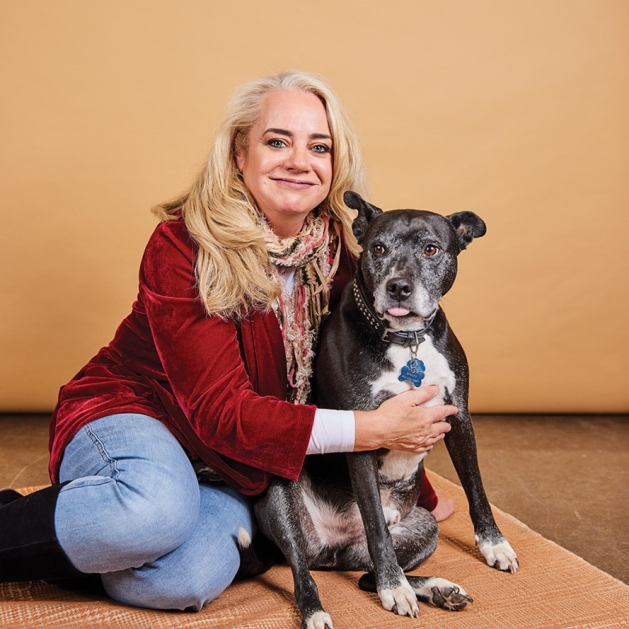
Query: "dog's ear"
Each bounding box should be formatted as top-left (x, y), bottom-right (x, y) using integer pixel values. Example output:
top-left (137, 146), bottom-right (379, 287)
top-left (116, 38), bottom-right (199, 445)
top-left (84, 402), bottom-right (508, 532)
top-left (344, 191), bottom-right (383, 245)
top-left (447, 211), bottom-right (487, 251)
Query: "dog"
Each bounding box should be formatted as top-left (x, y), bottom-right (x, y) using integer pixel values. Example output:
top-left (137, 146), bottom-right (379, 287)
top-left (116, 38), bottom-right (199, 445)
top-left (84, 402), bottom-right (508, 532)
top-left (242, 191), bottom-right (518, 629)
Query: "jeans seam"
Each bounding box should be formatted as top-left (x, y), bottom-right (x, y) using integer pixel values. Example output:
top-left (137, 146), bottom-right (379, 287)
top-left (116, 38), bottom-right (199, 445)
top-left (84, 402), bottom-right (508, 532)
top-left (84, 423), bottom-right (120, 482)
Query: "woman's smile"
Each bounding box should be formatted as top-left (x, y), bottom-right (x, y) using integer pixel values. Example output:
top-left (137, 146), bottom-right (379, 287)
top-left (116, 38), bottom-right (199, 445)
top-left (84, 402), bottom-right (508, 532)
top-left (272, 177), bottom-right (316, 189)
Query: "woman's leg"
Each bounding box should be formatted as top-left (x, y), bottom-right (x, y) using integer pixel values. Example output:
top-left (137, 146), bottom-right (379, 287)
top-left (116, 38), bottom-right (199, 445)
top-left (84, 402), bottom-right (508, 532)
top-left (0, 483), bottom-right (84, 583)
top-left (56, 414), bottom-right (201, 573)
top-left (0, 413), bottom-right (199, 586)
top-left (102, 482), bottom-right (254, 611)
top-left (56, 413), bottom-right (254, 611)
top-left (417, 471), bottom-right (455, 522)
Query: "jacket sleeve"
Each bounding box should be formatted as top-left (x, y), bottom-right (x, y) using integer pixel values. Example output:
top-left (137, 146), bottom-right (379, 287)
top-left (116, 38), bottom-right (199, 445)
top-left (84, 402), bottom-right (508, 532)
top-left (138, 220), bottom-right (316, 485)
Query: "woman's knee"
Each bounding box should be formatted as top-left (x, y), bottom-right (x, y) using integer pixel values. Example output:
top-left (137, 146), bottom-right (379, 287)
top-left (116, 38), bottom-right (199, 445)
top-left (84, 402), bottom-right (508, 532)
top-left (57, 414), bottom-right (202, 570)
top-left (115, 477), bottom-right (201, 555)
top-left (57, 471), bottom-right (200, 573)
top-left (101, 483), bottom-right (253, 611)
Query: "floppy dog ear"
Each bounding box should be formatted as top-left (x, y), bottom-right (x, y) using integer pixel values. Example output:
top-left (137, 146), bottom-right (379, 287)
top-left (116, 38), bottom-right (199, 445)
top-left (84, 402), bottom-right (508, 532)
top-left (344, 191), bottom-right (383, 245)
top-left (447, 211), bottom-right (487, 251)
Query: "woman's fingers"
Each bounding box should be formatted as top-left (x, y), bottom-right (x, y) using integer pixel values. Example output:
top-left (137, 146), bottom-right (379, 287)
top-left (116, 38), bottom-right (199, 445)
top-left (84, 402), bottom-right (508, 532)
top-left (395, 386), bottom-right (458, 422)
top-left (353, 386), bottom-right (459, 453)
top-left (401, 384), bottom-right (441, 405)
top-left (396, 385), bottom-right (457, 411)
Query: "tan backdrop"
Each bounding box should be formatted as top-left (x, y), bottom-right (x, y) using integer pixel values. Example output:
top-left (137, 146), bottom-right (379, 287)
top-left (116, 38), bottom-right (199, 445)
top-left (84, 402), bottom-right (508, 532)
top-left (1, 0), bottom-right (628, 413)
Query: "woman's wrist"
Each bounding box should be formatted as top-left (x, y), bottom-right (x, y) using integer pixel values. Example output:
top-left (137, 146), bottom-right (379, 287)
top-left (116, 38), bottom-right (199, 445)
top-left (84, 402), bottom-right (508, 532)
top-left (352, 409), bottom-right (385, 452)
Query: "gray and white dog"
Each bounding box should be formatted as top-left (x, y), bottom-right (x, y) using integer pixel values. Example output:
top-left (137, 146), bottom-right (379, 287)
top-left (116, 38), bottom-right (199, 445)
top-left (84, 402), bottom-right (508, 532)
top-left (243, 191), bottom-right (518, 629)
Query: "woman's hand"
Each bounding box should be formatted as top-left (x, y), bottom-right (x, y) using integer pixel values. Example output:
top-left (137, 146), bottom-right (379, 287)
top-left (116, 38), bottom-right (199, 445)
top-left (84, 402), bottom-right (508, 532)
top-left (353, 385), bottom-right (457, 453)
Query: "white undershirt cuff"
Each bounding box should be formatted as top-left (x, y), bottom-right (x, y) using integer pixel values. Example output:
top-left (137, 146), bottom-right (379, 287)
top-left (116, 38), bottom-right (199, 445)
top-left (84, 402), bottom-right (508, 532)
top-left (307, 409), bottom-right (356, 455)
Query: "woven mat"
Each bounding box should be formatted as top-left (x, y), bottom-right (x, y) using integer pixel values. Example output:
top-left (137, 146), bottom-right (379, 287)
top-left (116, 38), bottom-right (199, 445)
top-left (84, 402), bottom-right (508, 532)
top-left (2, 475), bottom-right (628, 629)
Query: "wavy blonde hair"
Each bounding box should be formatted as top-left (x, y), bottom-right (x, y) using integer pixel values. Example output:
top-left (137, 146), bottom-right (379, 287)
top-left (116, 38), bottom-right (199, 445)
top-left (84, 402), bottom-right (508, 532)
top-left (154, 70), bottom-right (367, 318)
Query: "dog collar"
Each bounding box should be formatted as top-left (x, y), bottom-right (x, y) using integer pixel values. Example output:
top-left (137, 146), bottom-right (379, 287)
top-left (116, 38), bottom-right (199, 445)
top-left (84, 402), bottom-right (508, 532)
top-left (352, 280), bottom-right (436, 349)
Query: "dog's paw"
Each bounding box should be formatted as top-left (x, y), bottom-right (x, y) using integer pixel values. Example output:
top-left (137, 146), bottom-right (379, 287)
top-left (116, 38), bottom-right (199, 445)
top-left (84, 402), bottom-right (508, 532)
top-left (476, 535), bottom-right (519, 573)
top-left (407, 576), bottom-right (472, 611)
top-left (382, 505), bottom-right (401, 526)
top-left (304, 610), bottom-right (333, 629)
top-left (378, 578), bottom-right (419, 618)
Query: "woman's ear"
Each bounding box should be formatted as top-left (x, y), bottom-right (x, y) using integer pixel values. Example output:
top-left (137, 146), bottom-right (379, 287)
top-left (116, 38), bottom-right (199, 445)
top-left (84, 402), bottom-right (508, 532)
top-left (235, 149), bottom-right (245, 173)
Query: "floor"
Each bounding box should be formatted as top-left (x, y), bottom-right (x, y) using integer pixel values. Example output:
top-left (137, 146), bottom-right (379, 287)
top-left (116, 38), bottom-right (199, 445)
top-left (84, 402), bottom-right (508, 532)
top-left (1, 413), bottom-right (628, 585)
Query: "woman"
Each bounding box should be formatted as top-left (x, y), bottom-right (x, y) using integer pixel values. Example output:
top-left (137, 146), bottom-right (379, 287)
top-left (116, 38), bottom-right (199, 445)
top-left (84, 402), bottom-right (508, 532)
top-left (0, 71), bottom-right (455, 611)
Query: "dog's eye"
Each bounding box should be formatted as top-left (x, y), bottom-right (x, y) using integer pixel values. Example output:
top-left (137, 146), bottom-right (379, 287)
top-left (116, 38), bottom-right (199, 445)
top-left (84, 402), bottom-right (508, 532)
top-left (372, 244), bottom-right (386, 255)
top-left (424, 245), bottom-right (439, 257)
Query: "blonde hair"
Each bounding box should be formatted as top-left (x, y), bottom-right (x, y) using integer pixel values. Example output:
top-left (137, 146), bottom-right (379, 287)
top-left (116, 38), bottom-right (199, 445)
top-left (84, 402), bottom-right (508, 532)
top-left (154, 70), bottom-right (367, 318)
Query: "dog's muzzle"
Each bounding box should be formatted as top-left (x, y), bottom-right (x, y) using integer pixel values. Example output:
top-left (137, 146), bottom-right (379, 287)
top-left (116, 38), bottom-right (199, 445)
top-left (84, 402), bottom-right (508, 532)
top-left (352, 281), bottom-right (437, 348)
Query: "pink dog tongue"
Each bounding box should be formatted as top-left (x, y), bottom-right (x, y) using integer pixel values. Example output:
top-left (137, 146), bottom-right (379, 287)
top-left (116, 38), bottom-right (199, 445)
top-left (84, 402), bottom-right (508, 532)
top-left (387, 307), bottom-right (410, 317)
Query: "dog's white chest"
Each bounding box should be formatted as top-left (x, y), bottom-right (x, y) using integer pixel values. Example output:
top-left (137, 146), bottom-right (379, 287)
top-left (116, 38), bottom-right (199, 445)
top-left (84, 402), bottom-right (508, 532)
top-left (371, 337), bottom-right (456, 482)
top-left (379, 451), bottom-right (428, 482)
top-left (371, 335), bottom-right (456, 406)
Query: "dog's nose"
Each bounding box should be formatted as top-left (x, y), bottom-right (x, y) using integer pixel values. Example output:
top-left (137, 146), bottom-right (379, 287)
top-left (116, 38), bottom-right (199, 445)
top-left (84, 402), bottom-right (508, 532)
top-left (386, 277), bottom-right (412, 301)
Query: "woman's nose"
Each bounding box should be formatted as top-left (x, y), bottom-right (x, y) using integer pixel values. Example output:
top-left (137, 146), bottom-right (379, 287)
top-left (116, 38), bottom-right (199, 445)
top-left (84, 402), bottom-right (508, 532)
top-left (285, 145), bottom-right (309, 171)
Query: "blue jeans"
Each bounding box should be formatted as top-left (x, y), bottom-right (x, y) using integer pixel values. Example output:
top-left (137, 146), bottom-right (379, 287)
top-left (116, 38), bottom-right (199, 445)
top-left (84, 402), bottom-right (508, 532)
top-left (55, 414), bottom-right (254, 611)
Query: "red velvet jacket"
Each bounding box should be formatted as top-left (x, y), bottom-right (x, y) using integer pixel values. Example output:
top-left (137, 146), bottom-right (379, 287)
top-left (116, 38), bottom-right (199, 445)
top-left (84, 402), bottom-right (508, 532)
top-left (48, 219), bottom-right (356, 495)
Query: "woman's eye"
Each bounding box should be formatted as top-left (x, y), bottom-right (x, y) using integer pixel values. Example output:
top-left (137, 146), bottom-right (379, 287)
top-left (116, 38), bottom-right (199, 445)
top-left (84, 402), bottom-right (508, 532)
top-left (312, 144), bottom-right (330, 154)
top-left (424, 244), bottom-right (439, 257)
top-left (373, 244), bottom-right (386, 255)
top-left (267, 138), bottom-right (287, 149)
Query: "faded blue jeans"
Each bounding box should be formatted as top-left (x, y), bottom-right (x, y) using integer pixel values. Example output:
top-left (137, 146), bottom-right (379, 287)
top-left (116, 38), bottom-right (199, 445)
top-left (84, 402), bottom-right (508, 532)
top-left (54, 413), bottom-right (254, 611)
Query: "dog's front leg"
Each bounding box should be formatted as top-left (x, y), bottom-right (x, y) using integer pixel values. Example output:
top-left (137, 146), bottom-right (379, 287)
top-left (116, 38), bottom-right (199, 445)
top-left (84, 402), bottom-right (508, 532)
top-left (347, 452), bottom-right (419, 618)
top-left (255, 479), bottom-right (332, 629)
top-left (445, 410), bottom-right (518, 573)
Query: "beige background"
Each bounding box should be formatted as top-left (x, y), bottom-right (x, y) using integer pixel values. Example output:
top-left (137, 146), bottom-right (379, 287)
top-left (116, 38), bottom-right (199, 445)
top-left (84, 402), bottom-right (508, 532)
top-left (1, 1), bottom-right (627, 413)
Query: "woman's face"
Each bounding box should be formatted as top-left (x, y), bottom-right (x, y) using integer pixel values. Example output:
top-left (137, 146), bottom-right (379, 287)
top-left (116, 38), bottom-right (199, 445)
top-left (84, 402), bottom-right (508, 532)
top-left (236, 90), bottom-right (333, 238)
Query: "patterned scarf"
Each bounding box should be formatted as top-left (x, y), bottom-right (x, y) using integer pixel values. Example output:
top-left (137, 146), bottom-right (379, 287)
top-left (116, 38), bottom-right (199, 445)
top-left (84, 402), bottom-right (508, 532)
top-left (263, 213), bottom-right (340, 404)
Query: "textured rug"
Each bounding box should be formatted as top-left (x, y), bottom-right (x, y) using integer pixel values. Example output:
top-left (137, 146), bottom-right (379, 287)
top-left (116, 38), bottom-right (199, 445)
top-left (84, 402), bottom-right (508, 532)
top-left (1, 475), bottom-right (628, 629)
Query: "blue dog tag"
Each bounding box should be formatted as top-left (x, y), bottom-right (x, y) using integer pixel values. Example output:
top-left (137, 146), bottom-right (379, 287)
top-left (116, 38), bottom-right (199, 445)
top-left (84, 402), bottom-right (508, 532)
top-left (398, 358), bottom-right (426, 387)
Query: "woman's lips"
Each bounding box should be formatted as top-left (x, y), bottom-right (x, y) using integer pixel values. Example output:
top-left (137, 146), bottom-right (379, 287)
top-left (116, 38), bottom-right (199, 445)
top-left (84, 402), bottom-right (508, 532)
top-left (272, 178), bottom-right (315, 190)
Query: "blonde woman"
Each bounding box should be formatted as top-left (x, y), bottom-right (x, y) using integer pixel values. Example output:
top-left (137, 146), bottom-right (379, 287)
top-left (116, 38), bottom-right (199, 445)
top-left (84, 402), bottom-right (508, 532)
top-left (0, 71), bottom-right (455, 611)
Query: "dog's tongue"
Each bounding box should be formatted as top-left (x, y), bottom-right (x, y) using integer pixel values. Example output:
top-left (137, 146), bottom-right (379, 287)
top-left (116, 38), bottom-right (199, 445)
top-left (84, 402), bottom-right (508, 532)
top-left (387, 307), bottom-right (411, 317)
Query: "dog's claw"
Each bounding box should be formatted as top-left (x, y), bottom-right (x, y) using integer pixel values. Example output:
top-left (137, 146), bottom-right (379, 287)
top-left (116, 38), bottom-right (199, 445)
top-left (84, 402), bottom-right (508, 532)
top-left (501, 558), bottom-right (519, 574)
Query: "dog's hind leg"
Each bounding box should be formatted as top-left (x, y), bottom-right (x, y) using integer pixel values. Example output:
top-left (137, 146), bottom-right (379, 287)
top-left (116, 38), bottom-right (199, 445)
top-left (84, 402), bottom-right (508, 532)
top-left (358, 507), bottom-right (473, 612)
top-left (358, 573), bottom-right (472, 611)
top-left (389, 506), bottom-right (439, 571)
top-left (234, 526), bottom-right (284, 579)
top-left (255, 479), bottom-right (333, 629)
top-left (407, 577), bottom-right (473, 610)
top-left (311, 506), bottom-right (437, 572)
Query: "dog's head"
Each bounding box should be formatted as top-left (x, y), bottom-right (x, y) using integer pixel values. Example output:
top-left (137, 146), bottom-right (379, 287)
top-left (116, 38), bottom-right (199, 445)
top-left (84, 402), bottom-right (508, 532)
top-left (344, 191), bottom-right (486, 332)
